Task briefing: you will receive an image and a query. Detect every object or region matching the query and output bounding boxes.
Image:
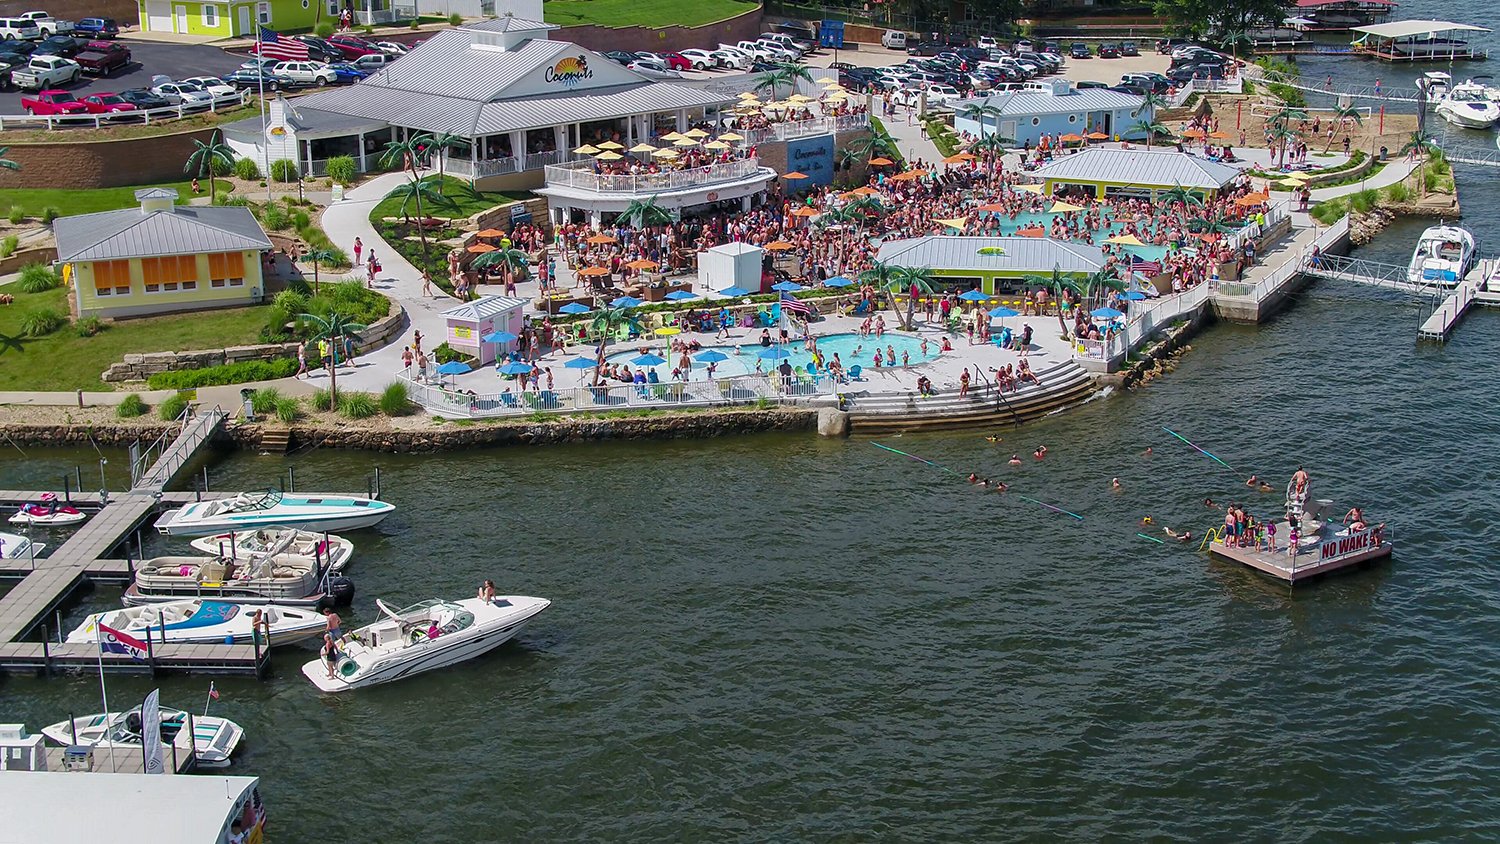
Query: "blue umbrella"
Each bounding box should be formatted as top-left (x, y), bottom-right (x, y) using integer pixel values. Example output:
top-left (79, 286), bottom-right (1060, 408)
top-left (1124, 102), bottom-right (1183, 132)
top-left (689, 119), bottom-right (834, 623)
top-left (498, 361), bottom-right (534, 375)
top-left (559, 302), bottom-right (592, 314)
top-left (695, 350), bottom-right (729, 363)
top-left (759, 347), bottom-right (792, 360)
top-left (1091, 307), bottom-right (1124, 319)
top-left (435, 361), bottom-right (472, 375)
top-left (771, 281), bottom-right (803, 292)
top-left (824, 276), bottom-right (854, 287)
top-left (611, 296), bottom-right (643, 308)
top-left (717, 285), bottom-right (750, 297)
top-left (958, 290), bottom-right (989, 301)
top-left (1122, 291), bottom-right (1148, 301)
top-left (989, 306), bottom-right (1020, 318)
top-left (632, 353), bottom-right (667, 366)
top-left (482, 330), bottom-right (517, 343)
top-left (665, 290), bottom-right (699, 301)
top-left (562, 356), bottom-right (597, 369)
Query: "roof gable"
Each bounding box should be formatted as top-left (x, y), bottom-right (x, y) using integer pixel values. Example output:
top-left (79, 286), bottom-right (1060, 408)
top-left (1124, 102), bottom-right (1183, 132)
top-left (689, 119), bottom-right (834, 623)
top-left (54, 206), bottom-right (273, 263)
top-left (1030, 148), bottom-right (1243, 189)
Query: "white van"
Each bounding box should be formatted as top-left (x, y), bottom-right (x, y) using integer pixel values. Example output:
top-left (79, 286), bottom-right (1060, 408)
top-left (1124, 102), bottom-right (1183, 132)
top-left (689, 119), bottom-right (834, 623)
top-left (882, 30), bottom-right (907, 50)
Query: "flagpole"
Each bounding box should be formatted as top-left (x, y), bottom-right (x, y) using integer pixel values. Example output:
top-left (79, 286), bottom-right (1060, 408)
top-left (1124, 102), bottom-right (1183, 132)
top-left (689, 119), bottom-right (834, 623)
top-left (257, 26), bottom-right (271, 203)
top-left (94, 626), bottom-right (116, 772)
top-left (205, 682), bottom-right (214, 717)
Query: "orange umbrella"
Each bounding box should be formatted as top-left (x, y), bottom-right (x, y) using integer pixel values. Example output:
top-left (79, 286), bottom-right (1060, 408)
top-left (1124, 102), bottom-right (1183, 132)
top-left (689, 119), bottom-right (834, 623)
top-left (1208, 131), bottom-right (1230, 139)
top-left (850, 186), bottom-right (879, 196)
top-left (1086, 132), bottom-right (1109, 141)
top-left (1233, 195), bottom-right (1265, 207)
top-left (784, 171), bottom-right (809, 179)
top-left (1181, 129), bottom-right (1205, 139)
top-left (577, 266), bottom-right (612, 277)
top-left (1015, 226), bottom-right (1046, 237)
top-left (475, 228), bottom-right (506, 238)
top-left (626, 259), bottom-right (658, 270)
top-left (1059, 133), bottom-right (1084, 143)
top-left (586, 234), bottom-right (617, 245)
top-left (467, 243), bottom-right (496, 253)
top-left (765, 241), bottom-right (795, 251)
top-left (792, 206), bottom-right (820, 217)
top-left (942, 152), bottom-right (974, 164)
top-left (869, 157), bottom-right (894, 166)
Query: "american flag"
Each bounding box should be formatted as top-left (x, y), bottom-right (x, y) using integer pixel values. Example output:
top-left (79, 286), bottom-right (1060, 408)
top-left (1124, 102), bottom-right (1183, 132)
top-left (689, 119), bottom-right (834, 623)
top-left (256, 27), bottom-right (309, 61)
top-left (98, 623), bottom-right (148, 661)
top-left (208, 682), bottom-right (220, 701)
top-left (1128, 259), bottom-right (1162, 276)
top-left (779, 291), bottom-right (811, 315)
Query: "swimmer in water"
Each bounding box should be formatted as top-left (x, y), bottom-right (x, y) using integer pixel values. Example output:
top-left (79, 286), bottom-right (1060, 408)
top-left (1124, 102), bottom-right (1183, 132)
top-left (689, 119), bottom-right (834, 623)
top-left (1111, 477), bottom-right (1122, 490)
top-left (1246, 474), bottom-right (1259, 487)
top-left (1033, 445), bottom-right (1047, 460)
top-left (968, 473), bottom-right (979, 483)
top-left (1204, 498), bottom-right (1220, 509)
top-left (1009, 454), bottom-right (1023, 466)
top-left (1164, 527), bottom-right (1193, 542)
top-left (985, 435), bottom-right (1002, 443)
top-left (1258, 481), bottom-right (1273, 492)
top-left (978, 478), bottom-right (989, 487)
top-left (993, 481), bottom-right (1008, 492)
top-left (1143, 447), bottom-right (1153, 456)
top-left (1141, 515), bottom-right (1154, 525)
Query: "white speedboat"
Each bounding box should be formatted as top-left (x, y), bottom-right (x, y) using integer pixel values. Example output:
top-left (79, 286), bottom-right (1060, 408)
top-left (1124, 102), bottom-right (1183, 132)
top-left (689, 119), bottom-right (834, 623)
top-left (0, 531), bottom-right (44, 560)
top-left (122, 544), bottom-right (354, 608)
top-left (190, 529), bottom-right (354, 573)
top-left (301, 595), bottom-right (550, 692)
top-left (1408, 224), bottom-right (1478, 285)
top-left (67, 599), bottom-right (327, 647)
top-left (1418, 71), bottom-right (1451, 101)
top-left (1436, 81), bottom-right (1500, 129)
top-left (155, 488), bottom-right (395, 537)
top-left (41, 706), bottom-right (244, 767)
top-left (8, 494), bottom-right (86, 526)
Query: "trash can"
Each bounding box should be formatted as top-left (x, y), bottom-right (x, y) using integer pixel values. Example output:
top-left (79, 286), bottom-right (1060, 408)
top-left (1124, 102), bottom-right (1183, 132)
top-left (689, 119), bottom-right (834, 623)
top-left (240, 387), bottom-right (255, 422)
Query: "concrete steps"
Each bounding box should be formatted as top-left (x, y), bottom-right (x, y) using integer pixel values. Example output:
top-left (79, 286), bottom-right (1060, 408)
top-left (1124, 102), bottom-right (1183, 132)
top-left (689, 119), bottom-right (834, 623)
top-left (847, 360), bottom-right (1097, 433)
top-left (258, 428), bottom-right (291, 454)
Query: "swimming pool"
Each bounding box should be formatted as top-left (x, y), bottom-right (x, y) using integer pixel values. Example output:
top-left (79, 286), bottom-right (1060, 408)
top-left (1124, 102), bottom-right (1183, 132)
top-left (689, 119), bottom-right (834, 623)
top-left (976, 210), bottom-right (1172, 262)
top-left (604, 332), bottom-right (941, 381)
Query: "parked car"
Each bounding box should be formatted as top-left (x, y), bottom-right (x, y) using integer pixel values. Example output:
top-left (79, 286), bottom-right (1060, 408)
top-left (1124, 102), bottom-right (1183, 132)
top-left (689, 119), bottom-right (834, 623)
top-left (32, 35), bottom-right (84, 57)
top-left (924, 83), bottom-right (963, 107)
top-left (116, 87), bottom-right (170, 109)
top-left (80, 91), bottom-right (137, 114)
top-left (374, 41), bottom-right (408, 55)
top-left (223, 66), bottom-right (293, 91)
top-left (1111, 84), bottom-right (1145, 95)
top-left (271, 60), bottom-right (337, 86)
top-left (20, 88), bottom-right (84, 114)
top-left (350, 52), bottom-right (395, 71)
top-left (74, 17), bottom-right (118, 38)
top-left (150, 78), bottom-right (214, 107)
top-left (1120, 40), bottom-right (1140, 56)
top-left (327, 62), bottom-right (369, 83)
top-left (1121, 71), bottom-right (1169, 92)
top-left (627, 56), bottom-right (669, 73)
top-left (1068, 43), bottom-right (1091, 59)
top-left (678, 48), bottom-right (719, 70)
top-left (759, 32), bottom-right (810, 55)
top-left (603, 49), bottom-right (636, 66)
top-left (1074, 80), bottom-right (1110, 89)
top-left (1098, 42), bottom-right (1120, 58)
top-left (15, 11), bottom-right (71, 37)
top-left (657, 51), bottom-right (693, 71)
top-left (11, 54), bottom-right (78, 90)
top-left (290, 35), bottom-right (341, 63)
top-left (180, 76), bottom-right (237, 98)
top-left (326, 34), bottom-right (381, 59)
top-left (977, 35), bottom-right (998, 50)
top-left (1156, 37), bottom-right (1188, 54)
top-left (0, 39), bottom-right (37, 60)
top-left (0, 18), bottom-right (42, 41)
top-left (73, 40), bottom-right (129, 75)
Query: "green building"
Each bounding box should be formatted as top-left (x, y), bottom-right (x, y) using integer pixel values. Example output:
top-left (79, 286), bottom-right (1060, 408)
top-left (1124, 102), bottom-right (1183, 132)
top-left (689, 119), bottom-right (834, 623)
top-left (876, 236), bottom-right (1107, 296)
top-left (138, 0), bottom-right (342, 37)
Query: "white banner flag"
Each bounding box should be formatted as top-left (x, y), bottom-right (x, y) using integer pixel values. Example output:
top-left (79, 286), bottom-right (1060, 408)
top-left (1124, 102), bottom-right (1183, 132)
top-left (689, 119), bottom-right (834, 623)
top-left (141, 689), bottom-right (165, 775)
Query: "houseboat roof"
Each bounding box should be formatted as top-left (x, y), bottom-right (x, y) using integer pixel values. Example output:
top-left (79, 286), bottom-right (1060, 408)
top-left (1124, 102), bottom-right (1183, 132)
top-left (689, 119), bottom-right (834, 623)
top-left (5, 771), bottom-right (261, 844)
top-left (1351, 19), bottom-right (1490, 37)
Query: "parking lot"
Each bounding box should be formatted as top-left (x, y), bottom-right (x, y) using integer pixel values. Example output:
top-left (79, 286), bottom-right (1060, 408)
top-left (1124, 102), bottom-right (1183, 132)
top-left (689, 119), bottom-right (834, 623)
top-left (0, 41), bottom-right (244, 113)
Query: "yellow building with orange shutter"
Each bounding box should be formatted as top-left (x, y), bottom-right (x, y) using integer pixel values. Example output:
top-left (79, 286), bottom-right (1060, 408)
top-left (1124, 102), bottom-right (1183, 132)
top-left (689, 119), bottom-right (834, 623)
top-left (54, 187), bottom-right (274, 320)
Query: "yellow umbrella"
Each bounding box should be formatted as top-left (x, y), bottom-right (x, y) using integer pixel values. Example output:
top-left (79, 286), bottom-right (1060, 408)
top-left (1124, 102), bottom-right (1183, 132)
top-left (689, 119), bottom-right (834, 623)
top-left (738, 90), bottom-right (760, 98)
top-left (1104, 233), bottom-right (1145, 246)
top-left (1048, 200), bottom-right (1085, 213)
top-left (629, 143), bottom-right (657, 153)
top-left (704, 140), bottom-right (730, 150)
top-left (936, 217), bottom-right (969, 229)
top-left (788, 94), bottom-right (812, 102)
top-left (652, 148), bottom-right (679, 158)
top-left (815, 76), bottom-right (835, 84)
top-left (596, 150), bottom-right (623, 160)
top-left (1278, 177), bottom-right (1307, 187)
top-left (673, 138), bottom-right (698, 147)
top-left (822, 83), bottom-right (844, 91)
top-left (655, 326), bottom-right (681, 336)
top-left (718, 132), bottom-right (744, 141)
top-left (683, 128), bottom-right (709, 138)
top-left (1013, 183), bottom-right (1045, 194)
top-left (573, 144), bottom-right (602, 155)
top-left (825, 93), bottom-right (848, 101)
top-left (660, 131), bottom-right (688, 141)
top-left (596, 140), bottom-right (624, 150)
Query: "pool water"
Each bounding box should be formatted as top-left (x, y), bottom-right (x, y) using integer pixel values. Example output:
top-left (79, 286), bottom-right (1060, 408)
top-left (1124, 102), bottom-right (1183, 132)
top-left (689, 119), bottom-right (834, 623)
top-left (604, 332), bottom-right (942, 381)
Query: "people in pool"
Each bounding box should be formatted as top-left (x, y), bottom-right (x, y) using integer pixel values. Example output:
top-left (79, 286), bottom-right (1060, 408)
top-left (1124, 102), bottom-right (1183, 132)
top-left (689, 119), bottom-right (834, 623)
top-left (1009, 454), bottom-right (1023, 465)
top-left (1033, 445), bottom-right (1047, 460)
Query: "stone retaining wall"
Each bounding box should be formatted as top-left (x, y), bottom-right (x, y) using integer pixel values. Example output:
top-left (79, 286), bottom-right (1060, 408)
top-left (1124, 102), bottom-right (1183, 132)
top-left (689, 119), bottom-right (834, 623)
top-left (99, 296), bottom-right (407, 382)
top-left (470, 198), bottom-right (551, 236)
top-left (4, 125), bottom-right (232, 190)
top-left (0, 246), bottom-right (56, 275)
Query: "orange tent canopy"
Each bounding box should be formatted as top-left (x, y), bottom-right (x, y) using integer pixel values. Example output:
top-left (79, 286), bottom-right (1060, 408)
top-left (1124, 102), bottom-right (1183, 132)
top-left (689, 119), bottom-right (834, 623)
top-left (783, 171), bottom-right (809, 179)
top-left (475, 228), bottom-right (506, 238)
top-left (1181, 129), bottom-right (1206, 139)
top-left (869, 157), bottom-right (894, 165)
top-left (586, 234), bottom-right (617, 245)
top-left (1015, 226), bottom-right (1046, 237)
top-left (792, 206), bottom-right (820, 217)
top-left (626, 259), bottom-right (658, 270)
top-left (765, 241), bottom-right (795, 251)
top-left (577, 266), bottom-right (612, 276)
top-left (466, 243), bottom-right (496, 253)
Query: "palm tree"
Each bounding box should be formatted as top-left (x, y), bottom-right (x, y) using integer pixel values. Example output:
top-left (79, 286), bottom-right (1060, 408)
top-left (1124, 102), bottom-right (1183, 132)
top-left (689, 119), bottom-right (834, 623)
top-left (1269, 105), bottom-right (1309, 129)
top-left (890, 265), bottom-right (936, 330)
top-left (858, 261), bottom-right (906, 326)
top-left (297, 311), bottom-right (368, 404)
top-left (382, 176), bottom-right (449, 278)
top-left (184, 129), bottom-right (234, 203)
top-left (1159, 183), bottom-right (1204, 208)
top-left (382, 134), bottom-right (431, 175)
top-left (1082, 269), bottom-right (1125, 308)
top-left (0, 146), bottom-right (21, 175)
top-left (959, 101), bottom-right (1003, 139)
top-left (621, 195), bottom-right (673, 228)
top-left (303, 247), bottom-right (340, 295)
top-left (1188, 209), bottom-right (1238, 235)
top-left (1267, 122), bottom-right (1297, 168)
top-left (845, 131), bottom-right (899, 164)
top-left (1131, 119), bottom-right (1169, 149)
top-left (1400, 132), bottom-right (1441, 196)
top-left (755, 66), bottom-right (793, 100)
top-left (844, 194), bottom-right (883, 219)
top-left (587, 305), bottom-right (642, 384)
top-left (1324, 102), bottom-right (1365, 153)
top-left (1040, 268), bottom-right (1082, 339)
top-left (1216, 28), bottom-right (1247, 66)
top-left (1139, 90), bottom-right (1168, 115)
top-left (423, 133), bottom-right (468, 193)
top-left (470, 247), bottom-right (530, 297)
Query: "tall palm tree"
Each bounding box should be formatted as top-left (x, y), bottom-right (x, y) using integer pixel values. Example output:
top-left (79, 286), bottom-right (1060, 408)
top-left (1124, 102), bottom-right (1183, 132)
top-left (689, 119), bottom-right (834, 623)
top-left (1400, 132), bottom-right (1441, 196)
top-left (1139, 90), bottom-right (1168, 115)
top-left (1130, 119), bottom-right (1169, 149)
top-left (858, 261), bottom-right (905, 326)
top-left (959, 101), bottom-right (1003, 139)
top-left (846, 131), bottom-right (899, 164)
top-left (755, 66), bottom-right (793, 100)
top-left (844, 194), bottom-right (884, 218)
top-left (0, 146), bottom-right (21, 174)
top-left (470, 247), bottom-right (530, 298)
top-left (422, 133), bottom-right (467, 193)
top-left (1082, 269), bottom-right (1125, 308)
top-left (1270, 105), bottom-right (1309, 128)
top-left (889, 265), bottom-right (936, 330)
top-left (1188, 209), bottom-right (1238, 234)
top-left (1267, 122), bottom-right (1297, 168)
top-left (382, 176), bottom-right (449, 277)
top-left (184, 129), bottom-right (234, 202)
top-left (303, 247), bottom-right (340, 295)
top-left (297, 311), bottom-right (368, 404)
top-left (587, 305), bottom-right (642, 384)
top-left (1039, 267), bottom-right (1083, 339)
top-left (621, 195), bottom-right (673, 228)
top-left (1324, 102), bottom-right (1365, 153)
top-left (1159, 183), bottom-right (1204, 208)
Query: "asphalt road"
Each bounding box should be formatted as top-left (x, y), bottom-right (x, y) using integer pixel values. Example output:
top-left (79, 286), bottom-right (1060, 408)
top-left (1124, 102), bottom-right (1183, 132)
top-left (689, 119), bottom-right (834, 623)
top-left (0, 41), bottom-right (244, 112)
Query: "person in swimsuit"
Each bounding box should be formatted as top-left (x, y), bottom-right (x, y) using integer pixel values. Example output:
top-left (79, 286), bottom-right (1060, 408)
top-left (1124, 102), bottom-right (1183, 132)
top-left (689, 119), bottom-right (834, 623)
top-left (1292, 467), bottom-right (1309, 495)
top-left (322, 634), bottom-right (340, 679)
top-left (1111, 477), bottom-right (1122, 490)
top-left (1164, 527), bottom-right (1192, 542)
top-left (477, 580), bottom-right (496, 602)
top-left (1224, 509), bottom-right (1237, 545)
top-left (1009, 454), bottom-right (1022, 466)
top-left (1205, 498), bottom-right (1219, 509)
top-left (1033, 445), bottom-right (1047, 460)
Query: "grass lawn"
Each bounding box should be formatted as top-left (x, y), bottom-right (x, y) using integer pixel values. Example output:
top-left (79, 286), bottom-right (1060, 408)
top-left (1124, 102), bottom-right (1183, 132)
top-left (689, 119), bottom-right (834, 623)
top-left (543, 0), bottom-right (756, 28)
top-left (0, 288), bottom-right (270, 391)
top-left (0, 104), bottom-right (259, 144)
top-left (368, 174), bottom-right (530, 223)
top-left (0, 180), bottom-right (197, 217)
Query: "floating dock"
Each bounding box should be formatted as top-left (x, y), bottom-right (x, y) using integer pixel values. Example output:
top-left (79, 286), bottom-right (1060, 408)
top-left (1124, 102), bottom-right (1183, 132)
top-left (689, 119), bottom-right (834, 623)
top-left (1207, 521), bottom-right (1392, 582)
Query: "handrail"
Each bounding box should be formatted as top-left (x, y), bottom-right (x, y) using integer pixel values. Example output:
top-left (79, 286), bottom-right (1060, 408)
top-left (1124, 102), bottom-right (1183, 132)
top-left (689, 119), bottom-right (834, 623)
top-left (543, 157), bottom-right (766, 194)
top-left (0, 90), bottom-right (249, 131)
top-left (403, 371), bottom-right (833, 418)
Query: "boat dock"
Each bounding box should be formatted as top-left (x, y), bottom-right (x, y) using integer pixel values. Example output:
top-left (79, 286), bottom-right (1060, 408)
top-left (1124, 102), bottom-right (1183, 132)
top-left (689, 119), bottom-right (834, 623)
top-left (1206, 521), bottom-right (1393, 582)
top-left (1301, 252), bottom-right (1500, 341)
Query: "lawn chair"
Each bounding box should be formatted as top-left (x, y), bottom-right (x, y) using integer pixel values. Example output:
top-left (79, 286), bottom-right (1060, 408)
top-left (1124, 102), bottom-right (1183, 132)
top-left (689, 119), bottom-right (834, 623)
top-left (852, 300), bottom-right (870, 316)
top-left (848, 365), bottom-right (862, 381)
top-left (538, 390), bottom-right (560, 409)
top-left (500, 393), bottom-right (520, 409)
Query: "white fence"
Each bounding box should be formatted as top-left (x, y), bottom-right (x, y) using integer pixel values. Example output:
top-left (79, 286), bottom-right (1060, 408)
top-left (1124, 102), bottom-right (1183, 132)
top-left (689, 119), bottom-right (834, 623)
top-left (1073, 282), bottom-right (1214, 366)
top-left (544, 157), bottom-right (765, 194)
top-left (0, 90), bottom-right (249, 131)
top-left (446, 155), bottom-right (519, 178)
top-left (1218, 215), bottom-right (1349, 301)
top-left (734, 113), bottom-right (870, 145)
top-left (404, 371), bottom-right (834, 419)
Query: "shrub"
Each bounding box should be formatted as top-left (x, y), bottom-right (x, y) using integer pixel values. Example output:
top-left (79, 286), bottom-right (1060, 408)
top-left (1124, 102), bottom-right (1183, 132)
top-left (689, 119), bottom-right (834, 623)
top-left (274, 397), bottom-right (301, 423)
top-left (221, 195), bottom-right (251, 207)
top-left (233, 156), bottom-right (261, 180)
top-left (250, 387), bottom-right (281, 415)
top-left (211, 187), bottom-right (236, 205)
top-left (158, 394), bottom-right (189, 421)
top-left (6, 207), bottom-right (22, 224)
top-left (269, 159), bottom-right (299, 183)
top-left (40, 206), bottom-right (59, 224)
top-left (362, 25), bottom-right (374, 34)
top-left (338, 391), bottom-right (379, 419)
top-left (448, 12), bottom-right (462, 25)
top-left (1385, 181), bottom-right (1411, 203)
top-left (325, 155), bottom-right (357, 185)
top-left (1349, 188), bottom-right (1378, 214)
top-left (314, 20), bottom-right (334, 37)
top-left (261, 204), bottom-right (291, 230)
top-left (432, 341), bottom-right (472, 364)
top-left (145, 358), bottom-right (298, 390)
top-left (19, 308), bottom-right (64, 336)
top-left (16, 263), bottom-right (60, 293)
top-left (292, 210), bottom-right (310, 230)
top-left (75, 316), bottom-right (103, 337)
top-left (273, 289), bottom-right (309, 316)
top-left (410, 19), bottom-right (420, 29)
top-left (380, 382), bottom-right (413, 416)
top-left (115, 394), bottom-right (148, 419)
top-left (311, 388), bottom-right (334, 411)
top-left (1424, 169), bottom-right (1438, 192)
top-left (0, 234), bottom-right (17, 258)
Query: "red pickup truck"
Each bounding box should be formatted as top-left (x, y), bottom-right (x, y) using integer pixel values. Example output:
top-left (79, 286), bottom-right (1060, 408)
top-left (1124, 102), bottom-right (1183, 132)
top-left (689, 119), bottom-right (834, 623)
top-left (74, 41), bottom-right (131, 76)
top-left (21, 89), bottom-right (87, 115)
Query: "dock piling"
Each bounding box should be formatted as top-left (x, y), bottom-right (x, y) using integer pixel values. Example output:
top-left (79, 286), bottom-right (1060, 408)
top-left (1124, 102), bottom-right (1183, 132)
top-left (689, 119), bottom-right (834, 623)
top-left (202, 466), bottom-right (210, 493)
top-left (41, 626), bottom-right (50, 677)
top-left (374, 466), bottom-right (382, 500)
top-left (74, 465), bottom-right (83, 497)
top-left (288, 467), bottom-right (295, 493)
top-left (145, 624), bottom-right (156, 677)
top-left (61, 474), bottom-right (70, 504)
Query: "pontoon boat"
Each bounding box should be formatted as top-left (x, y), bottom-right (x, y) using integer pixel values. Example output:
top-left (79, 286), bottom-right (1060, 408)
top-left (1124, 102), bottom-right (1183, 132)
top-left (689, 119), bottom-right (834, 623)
top-left (189, 529), bottom-right (354, 573)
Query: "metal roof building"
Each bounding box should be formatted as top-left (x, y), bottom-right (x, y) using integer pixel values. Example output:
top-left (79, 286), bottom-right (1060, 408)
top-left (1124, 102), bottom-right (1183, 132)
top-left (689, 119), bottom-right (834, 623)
top-left (54, 190), bottom-right (271, 263)
top-left (952, 79), bottom-right (1150, 148)
top-left (877, 236), bottom-right (1107, 294)
top-left (1029, 148), bottom-right (1245, 197)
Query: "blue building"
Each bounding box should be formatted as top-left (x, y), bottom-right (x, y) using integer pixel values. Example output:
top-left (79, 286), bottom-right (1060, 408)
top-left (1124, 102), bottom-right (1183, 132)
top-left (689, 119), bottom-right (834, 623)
top-left (951, 80), bottom-right (1149, 148)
